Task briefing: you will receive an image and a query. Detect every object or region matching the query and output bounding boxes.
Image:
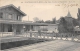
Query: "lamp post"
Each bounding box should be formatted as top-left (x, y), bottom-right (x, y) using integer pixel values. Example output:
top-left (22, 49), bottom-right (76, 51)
top-left (55, 28), bottom-right (58, 39)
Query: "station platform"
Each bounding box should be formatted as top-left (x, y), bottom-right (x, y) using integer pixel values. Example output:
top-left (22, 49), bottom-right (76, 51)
top-left (1, 40), bottom-right (80, 51)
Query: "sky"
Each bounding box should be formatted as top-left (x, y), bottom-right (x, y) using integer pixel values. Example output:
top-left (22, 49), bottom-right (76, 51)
top-left (0, 0), bottom-right (80, 21)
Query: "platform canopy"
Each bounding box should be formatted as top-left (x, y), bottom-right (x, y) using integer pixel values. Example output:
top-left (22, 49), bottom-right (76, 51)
top-left (0, 20), bottom-right (58, 26)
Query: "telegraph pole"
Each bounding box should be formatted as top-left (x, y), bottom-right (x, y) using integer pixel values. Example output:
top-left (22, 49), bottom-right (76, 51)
top-left (28, 16), bottom-right (29, 21)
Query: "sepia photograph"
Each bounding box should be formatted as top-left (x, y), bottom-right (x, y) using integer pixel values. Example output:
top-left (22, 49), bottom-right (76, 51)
top-left (0, 0), bottom-right (80, 51)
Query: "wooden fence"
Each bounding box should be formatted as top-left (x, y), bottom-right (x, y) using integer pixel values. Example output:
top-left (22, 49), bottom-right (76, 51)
top-left (0, 31), bottom-right (80, 41)
top-left (0, 32), bottom-right (14, 37)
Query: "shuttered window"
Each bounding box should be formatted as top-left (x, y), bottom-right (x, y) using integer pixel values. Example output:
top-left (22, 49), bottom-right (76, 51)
top-left (17, 15), bottom-right (20, 20)
top-left (8, 14), bottom-right (12, 19)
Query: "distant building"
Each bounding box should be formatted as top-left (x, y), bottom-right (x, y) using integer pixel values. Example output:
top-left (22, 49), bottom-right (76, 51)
top-left (39, 24), bottom-right (58, 33)
top-left (74, 8), bottom-right (80, 34)
top-left (64, 11), bottom-right (74, 26)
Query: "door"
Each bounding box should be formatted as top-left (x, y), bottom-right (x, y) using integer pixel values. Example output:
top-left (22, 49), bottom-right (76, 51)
top-left (8, 25), bottom-right (12, 32)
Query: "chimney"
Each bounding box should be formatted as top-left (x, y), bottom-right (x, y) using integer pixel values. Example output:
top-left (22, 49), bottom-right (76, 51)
top-left (18, 6), bottom-right (20, 10)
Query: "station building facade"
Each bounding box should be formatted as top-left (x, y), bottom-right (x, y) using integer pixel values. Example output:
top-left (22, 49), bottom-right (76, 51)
top-left (0, 4), bottom-right (58, 36)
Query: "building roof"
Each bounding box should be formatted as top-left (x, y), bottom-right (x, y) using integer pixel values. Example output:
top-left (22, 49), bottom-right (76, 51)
top-left (0, 4), bottom-right (26, 16)
top-left (66, 11), bottom-right (72, 17)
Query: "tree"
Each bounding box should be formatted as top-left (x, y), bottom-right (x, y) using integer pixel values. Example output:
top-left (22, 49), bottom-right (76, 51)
top-left (58, 17), bottom-right (75, 33)
top-left (58, 17), bottom-right (68, 33)
top-left (37, 20), bottom-right (44, 23)
top-left (59, 17), bottom-right (66, 24)
top-left (77, 8), bottom-right (80, 20)
top-left (73, 18), bottom-right (79, 26)
top-left (33, 17), bottom-right (40, 22)
top-left (45, 20), bottom-right (52, 24)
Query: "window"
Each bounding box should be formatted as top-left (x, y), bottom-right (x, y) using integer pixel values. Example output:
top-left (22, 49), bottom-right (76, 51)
top-left (17, 15), bottom-right (20, 20)
top-left (8, 14), bottom-right (12, 19)
top-left (0, 13), bottom-right (3, 18)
